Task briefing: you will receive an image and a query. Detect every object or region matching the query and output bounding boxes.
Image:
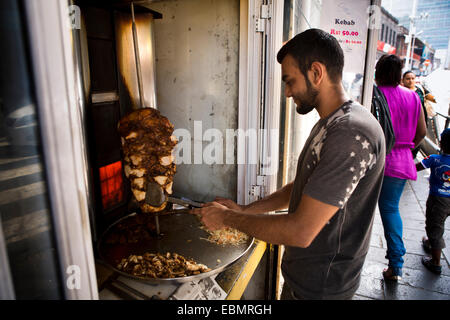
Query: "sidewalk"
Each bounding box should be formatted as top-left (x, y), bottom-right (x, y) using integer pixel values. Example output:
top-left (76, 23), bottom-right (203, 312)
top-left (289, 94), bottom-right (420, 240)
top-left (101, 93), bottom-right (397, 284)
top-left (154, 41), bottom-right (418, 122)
top-left (354, 163), bottom-right (450, 300)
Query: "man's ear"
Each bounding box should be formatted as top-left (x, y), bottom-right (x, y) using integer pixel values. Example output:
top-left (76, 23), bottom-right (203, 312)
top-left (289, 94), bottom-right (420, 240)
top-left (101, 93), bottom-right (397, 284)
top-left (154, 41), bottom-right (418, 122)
top-left (309, 61), bottom-right (325, 85)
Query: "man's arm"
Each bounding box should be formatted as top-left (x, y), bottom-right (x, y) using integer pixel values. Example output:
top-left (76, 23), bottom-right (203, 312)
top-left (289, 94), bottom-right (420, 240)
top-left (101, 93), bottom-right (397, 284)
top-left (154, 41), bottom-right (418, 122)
top-left (215, 182), bottom-right (293, 214)
top-left (199, 123), bottom-right (380, 247)
top-left (194, 193), bottom-right (339, 248)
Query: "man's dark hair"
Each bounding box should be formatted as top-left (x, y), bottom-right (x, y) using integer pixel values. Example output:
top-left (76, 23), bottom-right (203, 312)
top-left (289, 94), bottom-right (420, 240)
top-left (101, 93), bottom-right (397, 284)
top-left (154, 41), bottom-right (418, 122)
top-left (375, 54), bottom-right (403, 86)
top-left (277, 28), bottom-right (344, 83)
top-left (402, 70), bottom-right (414, 79)
top-left (441, 128), bottom-right (450, 154)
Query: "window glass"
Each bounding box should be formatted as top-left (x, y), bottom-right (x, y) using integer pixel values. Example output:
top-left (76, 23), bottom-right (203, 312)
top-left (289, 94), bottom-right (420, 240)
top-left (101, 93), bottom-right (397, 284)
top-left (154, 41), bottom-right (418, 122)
top-left (278, 0), bottom-right (370, 188)
top-left (278, 0), bottom-right (323, 187)
top-left (0, 0), bottom-right (63, 299)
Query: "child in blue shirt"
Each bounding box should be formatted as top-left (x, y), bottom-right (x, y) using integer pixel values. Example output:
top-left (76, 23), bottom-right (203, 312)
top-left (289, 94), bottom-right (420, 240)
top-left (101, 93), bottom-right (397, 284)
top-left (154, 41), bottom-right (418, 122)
top-left (416, 128), bottom-right (450, 275)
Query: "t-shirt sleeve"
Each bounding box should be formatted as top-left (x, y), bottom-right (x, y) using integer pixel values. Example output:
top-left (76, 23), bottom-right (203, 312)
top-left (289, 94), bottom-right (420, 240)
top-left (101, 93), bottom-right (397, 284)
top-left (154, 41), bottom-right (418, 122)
top-left (303, 127), bottom-right (379, 209)
top-left (421, 155), bottom-right (436, 169)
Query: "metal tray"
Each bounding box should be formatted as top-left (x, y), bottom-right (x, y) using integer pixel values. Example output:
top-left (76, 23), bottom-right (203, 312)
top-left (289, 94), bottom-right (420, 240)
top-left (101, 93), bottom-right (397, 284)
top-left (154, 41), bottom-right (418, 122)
top-left (97, 212), bottom-right (254, 284)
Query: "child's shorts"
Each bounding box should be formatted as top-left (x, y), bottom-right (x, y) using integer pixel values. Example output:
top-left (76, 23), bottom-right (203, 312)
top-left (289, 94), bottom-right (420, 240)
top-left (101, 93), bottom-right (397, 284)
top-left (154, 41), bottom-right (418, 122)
top-left (425, 195), bottom-right (450, 250)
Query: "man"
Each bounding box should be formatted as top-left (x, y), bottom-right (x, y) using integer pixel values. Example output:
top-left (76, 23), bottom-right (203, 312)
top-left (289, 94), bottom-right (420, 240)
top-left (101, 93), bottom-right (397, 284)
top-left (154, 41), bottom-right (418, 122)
top-left (192, 29), bottom-right (386, 299)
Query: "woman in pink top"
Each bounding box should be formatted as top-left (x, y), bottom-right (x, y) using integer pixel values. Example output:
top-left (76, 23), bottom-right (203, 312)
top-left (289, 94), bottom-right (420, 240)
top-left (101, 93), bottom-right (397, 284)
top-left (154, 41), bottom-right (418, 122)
top-left (375, 55), bottom-right (426, 281)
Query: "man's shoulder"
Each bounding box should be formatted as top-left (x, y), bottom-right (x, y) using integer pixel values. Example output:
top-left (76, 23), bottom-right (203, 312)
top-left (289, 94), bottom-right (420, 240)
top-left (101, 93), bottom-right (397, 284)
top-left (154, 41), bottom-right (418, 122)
top-left (326, 101), bottom-right (365, 125)
top-left (326, 101), bottom-right (383, 141)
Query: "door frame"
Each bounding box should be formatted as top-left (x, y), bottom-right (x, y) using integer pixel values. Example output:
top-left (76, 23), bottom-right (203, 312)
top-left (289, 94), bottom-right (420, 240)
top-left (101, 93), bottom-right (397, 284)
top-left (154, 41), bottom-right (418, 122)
top-left (0, 218), bottom-right (15, 299)
top-left (237, 0), bottom-right (284, 205)
top-left (23, 0), bottom-right (98, 299)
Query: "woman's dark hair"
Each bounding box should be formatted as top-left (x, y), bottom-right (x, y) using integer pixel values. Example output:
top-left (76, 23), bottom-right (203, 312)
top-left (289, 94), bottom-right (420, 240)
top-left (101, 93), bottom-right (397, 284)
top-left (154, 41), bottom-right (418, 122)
top-left (441, 128), bottom-right (450, 154)
top-left (277, 28), bottom-right (344, 83)
top-left (402, 70), bottom-right (415, 79)
top-left (375, 54), bottom-right (403, 86)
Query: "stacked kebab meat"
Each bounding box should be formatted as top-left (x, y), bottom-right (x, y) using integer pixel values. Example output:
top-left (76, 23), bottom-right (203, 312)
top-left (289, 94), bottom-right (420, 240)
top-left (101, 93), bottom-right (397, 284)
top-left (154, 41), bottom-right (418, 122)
top-left (118, 108), bottom-right (177, 213)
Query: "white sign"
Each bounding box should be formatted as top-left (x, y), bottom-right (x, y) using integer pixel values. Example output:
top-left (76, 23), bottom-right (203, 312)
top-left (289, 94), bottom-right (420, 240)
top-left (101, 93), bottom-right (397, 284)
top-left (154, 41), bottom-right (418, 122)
top-left (320, 0), bottom-right (371, 74)
top-left (169, 276), bottom-right (227, 300)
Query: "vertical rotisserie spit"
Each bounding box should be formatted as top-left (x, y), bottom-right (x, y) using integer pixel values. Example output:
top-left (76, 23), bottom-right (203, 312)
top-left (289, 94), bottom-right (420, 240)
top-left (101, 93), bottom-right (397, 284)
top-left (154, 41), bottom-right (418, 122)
top-left (118, 107), bottom-right (177, 213)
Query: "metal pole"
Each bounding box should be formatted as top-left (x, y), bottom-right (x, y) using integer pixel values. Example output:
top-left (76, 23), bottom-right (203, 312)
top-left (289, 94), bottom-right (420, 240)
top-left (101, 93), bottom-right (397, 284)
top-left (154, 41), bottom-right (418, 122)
top-left (361, 0), bottom-right (381, 109)
top-left (405, 0), bottom-right (418, 70)
top-left (410, 35), bottom-right (416, 70)
top-left (131, 3), bottom-right (145, 109)
top-left (155, 213), bottom-right (160, 236)
top-left (405, 34), bottom-right (411, 70)
top-left (131, 3), bottom-right (161, 234)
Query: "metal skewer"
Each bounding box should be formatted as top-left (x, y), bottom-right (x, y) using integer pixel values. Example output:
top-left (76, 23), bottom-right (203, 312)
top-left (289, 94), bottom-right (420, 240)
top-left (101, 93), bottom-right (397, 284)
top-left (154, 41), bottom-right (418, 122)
top-left (154, 212), bottom-right (160, 236)
top-left (131, 2), bottom-right (145, 110)
top-left (131, 2), bottom-right (160, 235)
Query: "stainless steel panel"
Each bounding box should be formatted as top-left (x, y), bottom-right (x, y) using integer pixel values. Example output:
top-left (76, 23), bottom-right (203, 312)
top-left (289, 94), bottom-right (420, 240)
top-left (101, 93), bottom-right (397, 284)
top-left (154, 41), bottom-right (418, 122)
top-left (72, 8), bottom-right (97, 241)
top-left (145, 0), bottom-right (240, 202)
top-left (115, 10), bottom-right (157, 110)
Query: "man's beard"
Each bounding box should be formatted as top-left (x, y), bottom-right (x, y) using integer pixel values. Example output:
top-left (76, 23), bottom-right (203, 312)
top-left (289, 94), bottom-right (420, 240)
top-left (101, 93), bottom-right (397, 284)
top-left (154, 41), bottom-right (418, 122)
top-left (295, 101), bottom-right (316, 115)
top-left (294, 78), bottom-right (319, 115)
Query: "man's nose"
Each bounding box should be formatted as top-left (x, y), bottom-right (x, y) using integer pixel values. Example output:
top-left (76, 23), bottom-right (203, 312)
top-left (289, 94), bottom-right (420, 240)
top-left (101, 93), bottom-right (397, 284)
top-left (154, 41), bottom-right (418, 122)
top-left (285, 86), bottom-right (291, 97)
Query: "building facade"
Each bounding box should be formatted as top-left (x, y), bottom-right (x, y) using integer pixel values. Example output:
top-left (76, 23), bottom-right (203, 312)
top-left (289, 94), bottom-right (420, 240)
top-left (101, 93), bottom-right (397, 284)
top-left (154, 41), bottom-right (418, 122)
top-left (377, 6), bottom-right (399, 60)
top-left (382, 0), bottom-right (450, 50)
top-left (377, 4), bottom-right (437, 75)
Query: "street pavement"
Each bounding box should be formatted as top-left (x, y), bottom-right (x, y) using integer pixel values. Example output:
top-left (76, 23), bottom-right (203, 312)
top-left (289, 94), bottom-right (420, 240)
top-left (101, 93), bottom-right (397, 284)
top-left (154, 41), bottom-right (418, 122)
top-left (354, 156), bottom-right (450, 300)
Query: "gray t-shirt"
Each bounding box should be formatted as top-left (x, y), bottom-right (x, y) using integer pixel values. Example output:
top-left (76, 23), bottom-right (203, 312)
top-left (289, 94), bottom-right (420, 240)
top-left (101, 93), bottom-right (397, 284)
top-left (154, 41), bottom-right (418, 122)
top-left (281, 101), bottom-right (386, 300)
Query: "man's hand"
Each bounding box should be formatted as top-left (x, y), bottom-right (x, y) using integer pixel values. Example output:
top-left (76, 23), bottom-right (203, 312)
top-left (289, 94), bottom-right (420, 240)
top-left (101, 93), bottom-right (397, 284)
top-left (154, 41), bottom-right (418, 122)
top-left (214, 197), bottom-right (244, 212)
top-left (191, 201), bottom-right (230, 231)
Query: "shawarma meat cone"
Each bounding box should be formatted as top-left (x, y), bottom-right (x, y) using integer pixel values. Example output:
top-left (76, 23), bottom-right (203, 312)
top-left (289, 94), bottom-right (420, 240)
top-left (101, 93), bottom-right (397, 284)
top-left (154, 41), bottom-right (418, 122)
top-left (118, 108), bottom-right (178, 213)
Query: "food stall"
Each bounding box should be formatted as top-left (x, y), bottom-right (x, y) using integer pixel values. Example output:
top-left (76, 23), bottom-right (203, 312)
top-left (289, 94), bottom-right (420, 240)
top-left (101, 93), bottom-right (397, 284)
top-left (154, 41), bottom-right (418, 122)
top-left (71, 0), bottom-right (283, 300)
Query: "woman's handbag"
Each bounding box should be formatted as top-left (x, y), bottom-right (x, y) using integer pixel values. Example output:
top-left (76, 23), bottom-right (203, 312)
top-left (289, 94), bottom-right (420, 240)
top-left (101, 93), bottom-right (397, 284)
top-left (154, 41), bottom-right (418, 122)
top-left (371, 85), bottom-right (396, 155)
